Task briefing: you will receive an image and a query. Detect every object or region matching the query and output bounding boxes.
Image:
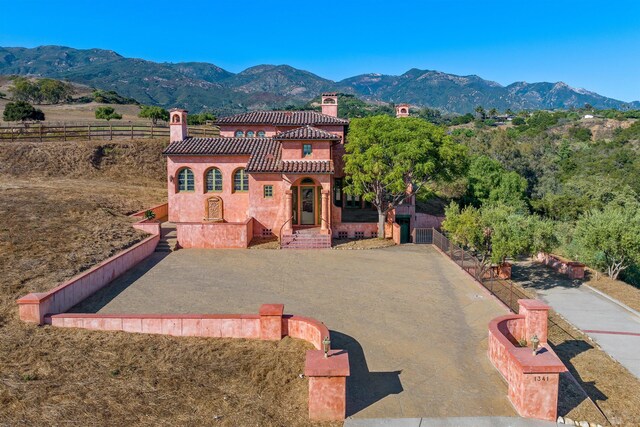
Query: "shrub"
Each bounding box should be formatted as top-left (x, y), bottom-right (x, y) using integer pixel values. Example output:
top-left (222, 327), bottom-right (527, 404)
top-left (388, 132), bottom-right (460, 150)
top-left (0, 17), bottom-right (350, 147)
top-left (3, 101), bottom-right (45, 122)
top-left (95, 106), bottom-right (122, 121)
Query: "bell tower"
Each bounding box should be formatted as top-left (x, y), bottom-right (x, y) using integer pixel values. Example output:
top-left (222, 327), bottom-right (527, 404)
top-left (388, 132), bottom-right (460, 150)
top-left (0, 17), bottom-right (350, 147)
top-left (169, 108), bottom-right (188, 142)
top-left (321, 93), bottom-right (338, 117)
top-left (395, 103), bottom-right (410, 118)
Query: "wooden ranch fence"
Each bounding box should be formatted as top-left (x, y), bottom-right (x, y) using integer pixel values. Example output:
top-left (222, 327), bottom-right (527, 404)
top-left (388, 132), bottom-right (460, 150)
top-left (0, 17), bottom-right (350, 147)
top-left (0, 123), bottom-right (219, 142)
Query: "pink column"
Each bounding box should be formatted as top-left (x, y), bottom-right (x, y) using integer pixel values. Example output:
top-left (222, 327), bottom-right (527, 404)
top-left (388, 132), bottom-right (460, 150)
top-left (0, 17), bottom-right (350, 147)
top-left (259, 304), bottom-right (284, 341)
top-left (284, 190), bottom-right (293, 233)
top-left (321, 190), bottom-right (329, 234)
top-left (305, 349), bottom-right (350, 421)
top-left (519, 299), bottom-right (551, 343)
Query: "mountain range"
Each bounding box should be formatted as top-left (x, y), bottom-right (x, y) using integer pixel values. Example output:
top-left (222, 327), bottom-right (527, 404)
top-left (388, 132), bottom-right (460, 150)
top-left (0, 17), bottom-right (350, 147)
top-left (1, 45), bottom-right (638, 115)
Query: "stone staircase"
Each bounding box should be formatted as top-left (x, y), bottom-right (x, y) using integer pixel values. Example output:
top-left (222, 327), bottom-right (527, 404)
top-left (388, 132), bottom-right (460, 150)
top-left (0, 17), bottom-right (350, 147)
top-left (280, 228), bottom-right (332, 249)
top-left (155, 222), bottom-right (178, 253)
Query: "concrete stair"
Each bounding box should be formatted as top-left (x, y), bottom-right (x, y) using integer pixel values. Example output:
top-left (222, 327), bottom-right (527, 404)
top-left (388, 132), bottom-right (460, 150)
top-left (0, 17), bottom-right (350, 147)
top-left (280, 230), bottom-right (331, 249)
top-left (156, 222), bottom-right (178, 252)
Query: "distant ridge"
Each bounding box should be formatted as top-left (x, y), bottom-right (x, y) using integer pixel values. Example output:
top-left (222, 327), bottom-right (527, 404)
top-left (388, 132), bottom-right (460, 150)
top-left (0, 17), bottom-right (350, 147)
top-left (1, 45), bottom-right (638, 114)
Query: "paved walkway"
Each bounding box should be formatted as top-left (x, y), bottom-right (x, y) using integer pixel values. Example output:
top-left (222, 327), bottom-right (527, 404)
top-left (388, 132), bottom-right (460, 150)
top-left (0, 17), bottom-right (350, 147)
top-left (72, 245), bottom-right (515, 419)
top-left (345, 417), bottom-right (556, 427)
top-left (513, 261), bottom-right (640, 378)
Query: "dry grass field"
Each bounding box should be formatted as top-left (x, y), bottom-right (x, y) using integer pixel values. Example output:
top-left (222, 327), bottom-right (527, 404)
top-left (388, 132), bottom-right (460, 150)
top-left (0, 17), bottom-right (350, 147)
top-left (0, 98), bottom-right (147, 124)
top-left (0, 140), bottom-right (328, 426)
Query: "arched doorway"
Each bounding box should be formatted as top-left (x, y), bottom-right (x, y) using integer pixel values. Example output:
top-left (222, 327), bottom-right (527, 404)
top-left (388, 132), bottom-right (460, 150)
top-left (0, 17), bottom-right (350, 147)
top-left (291, 177), bottom-right (322, 226)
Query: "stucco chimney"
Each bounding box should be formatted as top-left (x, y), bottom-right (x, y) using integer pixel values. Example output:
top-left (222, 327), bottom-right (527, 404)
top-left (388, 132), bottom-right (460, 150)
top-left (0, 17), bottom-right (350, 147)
top-left (321, 93), bottom-right (338, 117)
top-left (395, 104), bottom-right (410, 118)
top-left (169, 108), bottom-right (188, 142)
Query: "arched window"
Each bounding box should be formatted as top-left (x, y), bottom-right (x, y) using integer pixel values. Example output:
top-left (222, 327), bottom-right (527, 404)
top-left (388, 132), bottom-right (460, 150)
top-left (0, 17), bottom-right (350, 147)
top-left (177, 168), bottom-right (194, 192)
top-left (257, 130), bottom-right (265, 137)
top-left (235, 130), bottom-right (244, 137)
top-left (205, 168), bottom-right (222, 192)
top-left (246, 130), bottom-right (255, 138)
top-left (172, 114), bottom-right (181, 123)
top-left (233, 168), bottom-right (249, 192)
top-left (400, 108), bottom-right (407, 113)
top-left (301, 177), bottom-right (315, 185)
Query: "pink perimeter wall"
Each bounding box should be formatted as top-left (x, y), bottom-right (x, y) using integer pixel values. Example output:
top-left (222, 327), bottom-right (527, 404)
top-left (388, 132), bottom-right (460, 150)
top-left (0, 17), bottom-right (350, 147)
top-left (487, 299), bottom-right (567, 421)
top-left (17, 234), bottom-right (160, 324)
top-left (536, 253), bottom-right (586, 280)
top-left (46, 304), bottom-right (348, 422)
top-left (130, 203), bottom-right (169, 220)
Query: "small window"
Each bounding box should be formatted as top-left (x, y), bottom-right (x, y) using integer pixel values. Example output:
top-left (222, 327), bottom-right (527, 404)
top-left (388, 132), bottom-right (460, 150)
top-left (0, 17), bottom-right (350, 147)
top-left (257, 130), bottom-right (266, 137)
top-left (333, 178), bottom-right (343, 207)
top-left (235, 130), bottom-right (244, 137)
top-left (303, 144), bottom-right (312, 157)
top-left (172, 114), bottom-right (181, 123)
top-left (263, 185), bottom-right (273, 198)
top-left (233, 168), bottom-right (249, 192)
top-left (205, 168), bottom-right (222, 192)
top-left (177, 168), bottom-right (194, 192)
top-left (246, 130), bottom-right (255, 138)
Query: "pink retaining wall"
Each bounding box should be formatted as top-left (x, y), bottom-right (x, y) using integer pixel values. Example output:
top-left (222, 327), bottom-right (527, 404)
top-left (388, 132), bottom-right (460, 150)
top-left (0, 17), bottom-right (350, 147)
top-left (536, 253), bottom-right (585, 279)
top-left (132, 218), bottom-right (161, 236)
top-left (487, 299), bottom-right (567, 421)
top-left (130, 203), bottom-right (169, 220)
top-left (47, 304), bottom-right (348, 422)
top-left (176, 218), bottom-right (254, 249)
top-left (17, 235), bottom-right (160, 324)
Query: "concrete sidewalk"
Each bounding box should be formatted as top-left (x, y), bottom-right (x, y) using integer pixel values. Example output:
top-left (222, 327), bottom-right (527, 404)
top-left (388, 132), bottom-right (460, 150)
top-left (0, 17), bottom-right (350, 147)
top-left (345, 417), bottom-right (556, 426)
top-left (513, 261), bottom-right (640, 378)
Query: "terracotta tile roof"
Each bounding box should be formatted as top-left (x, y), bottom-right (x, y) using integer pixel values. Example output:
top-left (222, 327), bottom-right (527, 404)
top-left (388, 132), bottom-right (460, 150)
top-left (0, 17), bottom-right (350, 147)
top-left (274, 125), bottom-right (341, 140)
top-left (215, 110), bottom-right (349, 126)
top-left (162, 137), bottom-right (266, 156)
top-left (164, 137), bottom-right (334, 174)
top-left (281, 160), bottom-right (334, 174)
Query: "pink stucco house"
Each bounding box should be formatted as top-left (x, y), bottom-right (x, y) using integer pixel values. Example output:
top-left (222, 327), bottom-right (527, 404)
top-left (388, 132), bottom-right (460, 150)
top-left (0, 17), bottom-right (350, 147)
top-left (163, 94), bottom-right (418, 249)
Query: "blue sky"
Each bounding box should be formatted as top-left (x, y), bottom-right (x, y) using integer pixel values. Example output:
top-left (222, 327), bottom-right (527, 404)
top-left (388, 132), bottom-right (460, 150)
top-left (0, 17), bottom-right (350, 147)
top-left (1, 0), bottom-right (639, 101)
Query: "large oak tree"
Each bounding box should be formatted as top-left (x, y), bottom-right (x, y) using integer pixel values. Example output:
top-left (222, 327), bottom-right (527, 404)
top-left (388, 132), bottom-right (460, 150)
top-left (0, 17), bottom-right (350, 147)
top-left (343, 115), bottom-right (467, 236)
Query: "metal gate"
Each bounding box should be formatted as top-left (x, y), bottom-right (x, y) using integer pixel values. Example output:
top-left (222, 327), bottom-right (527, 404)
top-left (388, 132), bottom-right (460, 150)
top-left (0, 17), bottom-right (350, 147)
top-left (413, 228), bottom-right (433, 244)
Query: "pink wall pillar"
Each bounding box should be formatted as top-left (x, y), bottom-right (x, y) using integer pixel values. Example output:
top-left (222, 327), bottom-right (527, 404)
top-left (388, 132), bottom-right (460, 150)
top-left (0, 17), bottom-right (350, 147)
top-left (305, 349), bottom-right (350, 421)
top-left (284, 190), bottom-right (293, 234)
top-left (518, 299), bottom-right (550, 344)
top-left (259, 304), bottom-right (284, 340)
top-left (321, 190), bottom-right (329, 234)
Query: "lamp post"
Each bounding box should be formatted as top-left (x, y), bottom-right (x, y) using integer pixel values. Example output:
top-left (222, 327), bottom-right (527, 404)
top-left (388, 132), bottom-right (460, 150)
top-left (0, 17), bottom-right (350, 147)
top-left (322, 336), bottom-right (331, 358)
top-left (531, 334), bottom-right (540, 355)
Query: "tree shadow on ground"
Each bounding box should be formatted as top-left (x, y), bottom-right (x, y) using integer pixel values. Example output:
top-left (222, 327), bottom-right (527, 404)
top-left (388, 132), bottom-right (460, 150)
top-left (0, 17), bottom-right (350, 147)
top-left (553, 339), bottom-right (608, 418)
top-left (67, 252), bottom-right (170, 313)
top-left (330, 330), bottom-right (403, 416)
top-left (511, 260), bottom-right (582, 291)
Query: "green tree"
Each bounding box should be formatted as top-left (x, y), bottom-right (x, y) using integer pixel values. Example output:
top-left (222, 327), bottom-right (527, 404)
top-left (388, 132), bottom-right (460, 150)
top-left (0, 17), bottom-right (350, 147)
top-left (138, 105), bottom-right (169, 124)
top-left (570, 205), bottom-right (640, 279)
top-left (443, 202), bottom-right (555, 279)
top-left (37, 78), bottom-right (74, 104)
top-left (95, 106), bottom-right (122, 121)
top-left (344, 115), bottom-right (467, 236)
top-left (3, 101), bottom-right (45, 122)
top-left (474, 106), bottom-right (486, 120)
top-left (488, 108), bottom-right (498, 118)
top-left (466, 156), bottom-right (528, 207)
top-left (9, 77), bottom-right (41, 103)
top-left (187, 111), bottom-right (216, 125)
